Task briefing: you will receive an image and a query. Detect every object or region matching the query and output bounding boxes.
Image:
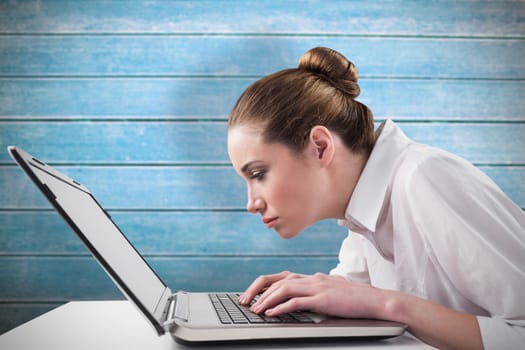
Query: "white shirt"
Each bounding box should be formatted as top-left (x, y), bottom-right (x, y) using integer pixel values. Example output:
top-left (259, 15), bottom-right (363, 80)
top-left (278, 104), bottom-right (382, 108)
top-left (330, 119), bottom-right (525, 349)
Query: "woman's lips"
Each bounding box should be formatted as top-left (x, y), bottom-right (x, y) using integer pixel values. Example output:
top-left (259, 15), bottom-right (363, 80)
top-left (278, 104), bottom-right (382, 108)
top-left (262, 217), bottom-right (278, 229)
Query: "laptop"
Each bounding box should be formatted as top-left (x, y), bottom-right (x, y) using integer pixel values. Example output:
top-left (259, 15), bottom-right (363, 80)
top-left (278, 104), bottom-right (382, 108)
top-left (8, 146), bottom-right (406, 344)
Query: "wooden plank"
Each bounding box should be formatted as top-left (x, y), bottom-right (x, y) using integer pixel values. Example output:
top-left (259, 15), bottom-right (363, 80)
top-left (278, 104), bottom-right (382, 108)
top-left (0, 121), bottom-right (232, 164)
top-left (0, 78), bottom-right (246, 119)
top-left (0, 303), bottom-right (62, 334)
top-left (2, 36), bottom-right (523, 79)
top-left (0, 165), bottom-right (245, 209)
top-left (0, 78), bottom-right (523, 120)
top-left (1, 165), bottom-right (524, 209)
top-left (0, 211), bottom-right (346, 255)
top-left (361, 80), bottom-right (525, 121)
top-left (0, 1), bottom-right (522, 36)
top-left (1, 122), bottom-right (525, 164)
top-left (0, 256), bottom-right (340, 300)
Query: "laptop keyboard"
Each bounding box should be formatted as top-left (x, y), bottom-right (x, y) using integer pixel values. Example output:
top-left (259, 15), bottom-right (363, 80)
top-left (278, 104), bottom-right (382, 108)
top-left (209, 293), bottom-right (314, 324)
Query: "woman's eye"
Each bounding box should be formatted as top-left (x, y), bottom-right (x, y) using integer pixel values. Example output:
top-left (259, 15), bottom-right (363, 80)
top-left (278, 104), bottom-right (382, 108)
top-left (250, 170), bottom-right (265, 181)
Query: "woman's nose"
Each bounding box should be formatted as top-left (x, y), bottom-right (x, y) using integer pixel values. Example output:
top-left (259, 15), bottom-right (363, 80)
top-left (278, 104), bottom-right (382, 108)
top-left (247, 195), bottom-right (265, 214)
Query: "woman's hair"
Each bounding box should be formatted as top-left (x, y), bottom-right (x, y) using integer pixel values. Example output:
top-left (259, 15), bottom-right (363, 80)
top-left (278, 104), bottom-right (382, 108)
top-left (228, 47), bottom-right (375, 155)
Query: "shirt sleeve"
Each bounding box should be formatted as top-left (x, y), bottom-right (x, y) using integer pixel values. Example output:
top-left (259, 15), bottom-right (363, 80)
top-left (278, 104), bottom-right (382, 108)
top-left (477, 316), bottom-right (525, 349)
top-left (402, 151), bottom-right (525, 349)
top-left (329, 229), bottom-right (371, 284)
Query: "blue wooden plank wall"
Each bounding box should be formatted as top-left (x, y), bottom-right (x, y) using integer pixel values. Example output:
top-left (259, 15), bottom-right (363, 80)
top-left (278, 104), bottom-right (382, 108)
top-left (0, 0), bottom-right (524, 334)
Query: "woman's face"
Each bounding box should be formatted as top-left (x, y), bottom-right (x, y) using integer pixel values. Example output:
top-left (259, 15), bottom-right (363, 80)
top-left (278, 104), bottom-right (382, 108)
top-left (228, 124), bottom-right (323, 239)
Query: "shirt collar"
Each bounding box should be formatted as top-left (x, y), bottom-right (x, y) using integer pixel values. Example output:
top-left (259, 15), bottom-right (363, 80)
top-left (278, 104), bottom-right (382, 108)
top-left (342, 119), bottom-right (412, 232)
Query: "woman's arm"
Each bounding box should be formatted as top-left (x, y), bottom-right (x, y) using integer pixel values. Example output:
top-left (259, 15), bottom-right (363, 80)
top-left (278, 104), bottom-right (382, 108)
top-left (383, 286), bottom-right (482, 350)
top-left (242, 272), bottom-right (482, 350)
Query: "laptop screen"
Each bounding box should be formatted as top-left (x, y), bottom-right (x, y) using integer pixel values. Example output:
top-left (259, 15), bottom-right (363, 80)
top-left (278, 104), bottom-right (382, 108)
top-left (29, 161), bottom-right (166, 314)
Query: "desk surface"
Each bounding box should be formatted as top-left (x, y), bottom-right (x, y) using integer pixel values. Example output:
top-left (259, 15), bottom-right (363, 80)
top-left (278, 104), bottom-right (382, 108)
top-left (0, 300), bottom-right (435, 349)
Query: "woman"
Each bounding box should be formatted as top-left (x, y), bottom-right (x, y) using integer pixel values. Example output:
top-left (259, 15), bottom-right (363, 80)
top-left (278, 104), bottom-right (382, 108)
top-left (227, 47), bottom-right (525, 349)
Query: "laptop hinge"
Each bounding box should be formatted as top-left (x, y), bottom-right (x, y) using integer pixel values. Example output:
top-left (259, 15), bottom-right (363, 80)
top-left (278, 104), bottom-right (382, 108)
top-left (163, 291), bottom-right (189, 326)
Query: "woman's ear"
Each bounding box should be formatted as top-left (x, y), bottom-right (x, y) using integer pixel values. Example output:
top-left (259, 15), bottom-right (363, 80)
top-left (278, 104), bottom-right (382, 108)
top-left (309, 125), bottom-right (335, 167)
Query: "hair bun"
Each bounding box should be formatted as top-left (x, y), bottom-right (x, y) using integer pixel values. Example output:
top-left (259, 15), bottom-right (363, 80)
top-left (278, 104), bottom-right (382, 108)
top-left (298, 47), bottom-right (360, 99)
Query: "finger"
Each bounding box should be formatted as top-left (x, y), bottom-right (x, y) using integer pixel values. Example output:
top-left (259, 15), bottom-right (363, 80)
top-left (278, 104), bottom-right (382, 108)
top-left (250, 272), bottom-right (308, 309)
top-left (251, 278), bottom-right (312, 314)
top-left (238, 271), bottom-right (293, 305)
top-left (265, 296), bottom-right (316, 316)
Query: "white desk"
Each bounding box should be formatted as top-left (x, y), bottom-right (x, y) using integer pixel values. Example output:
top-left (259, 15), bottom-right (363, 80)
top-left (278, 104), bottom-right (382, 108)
top-left (0, 300), bottom-right (435, 349)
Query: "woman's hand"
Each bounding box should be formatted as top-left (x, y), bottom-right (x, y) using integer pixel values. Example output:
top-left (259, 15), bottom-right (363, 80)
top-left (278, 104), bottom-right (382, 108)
top-left (238, 271), bottom-right (306, 306)
top-left (239, 271), bottom-right (384, 319)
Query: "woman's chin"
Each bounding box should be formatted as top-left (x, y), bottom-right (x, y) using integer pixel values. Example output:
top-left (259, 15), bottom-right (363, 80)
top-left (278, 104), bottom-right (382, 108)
top-left (274, 226), bottom-right (302, 240)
